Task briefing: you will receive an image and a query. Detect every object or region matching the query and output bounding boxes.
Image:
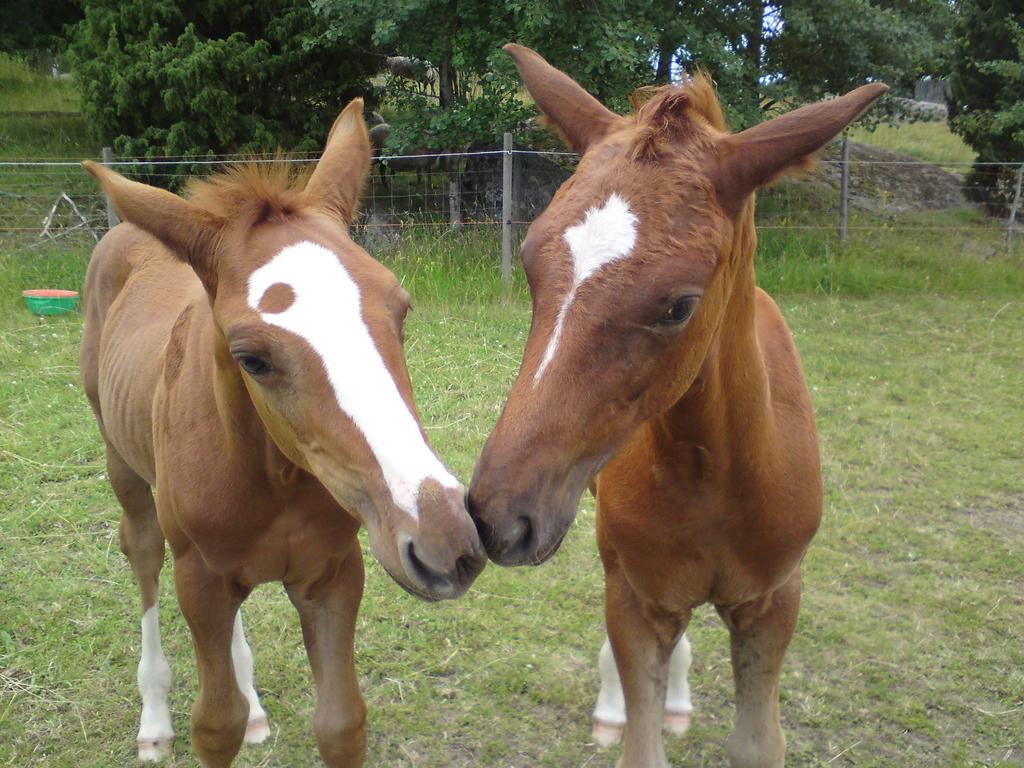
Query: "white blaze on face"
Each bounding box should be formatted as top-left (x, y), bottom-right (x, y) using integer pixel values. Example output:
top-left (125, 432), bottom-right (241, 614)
top-left (247, 241), bottom-right (459, 519)
top-left (533, 193), bottom-right (638, 385)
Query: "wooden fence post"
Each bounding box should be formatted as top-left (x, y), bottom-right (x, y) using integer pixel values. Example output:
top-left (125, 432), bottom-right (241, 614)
top-left (1006, 162), bottom-right (1023, 256)
top-left (501, 133), bottom-right (513, 291)
top-left (839, 137), bottom-right (850, 242)
top-left (102, 146), bottom-right (120, 230)
top-left (448, 174), bottom-right (462, 231)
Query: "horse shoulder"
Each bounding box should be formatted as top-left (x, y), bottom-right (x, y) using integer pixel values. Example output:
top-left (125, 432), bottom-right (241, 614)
top-left (753, 288), bottom-right (815, 422)
top-left (753, 287), bottom-right (823, 545)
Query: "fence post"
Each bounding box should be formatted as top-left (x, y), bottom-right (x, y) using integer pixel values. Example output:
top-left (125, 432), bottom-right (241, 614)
top-left (448, 174), bottom-right (462, 231)
top-left (102, 146), bottom-right (120, 230)
top-left (1007, 162), bottom-right (1024, 256)
top-left (501, 132), bottom-right (513, 291)
top-left (839, 137), bottom-right (849, 242)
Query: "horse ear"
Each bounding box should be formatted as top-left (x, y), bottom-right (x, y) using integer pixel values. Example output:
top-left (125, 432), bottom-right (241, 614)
top-left (306, 98), bottom-right (371, 225)
top-left (503, 43), bottom-right (624, 155)
top-left (82, 161), bottom-right (223, 291)
top-left (710, 83), bottom-right (888, 215)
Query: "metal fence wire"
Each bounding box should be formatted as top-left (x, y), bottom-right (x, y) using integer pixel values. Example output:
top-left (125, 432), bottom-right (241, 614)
top-left (2, 137), bottom-right (1022, 286)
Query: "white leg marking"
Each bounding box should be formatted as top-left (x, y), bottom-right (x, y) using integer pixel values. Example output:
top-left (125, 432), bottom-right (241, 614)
top-left (231, 610), bottom-right (270, 745)
top-left (665, 633), bottom-right (694, 736)
top-left (592, 636), bottom-right (626, 747)
top-left (247, 241), bottom-right (459, 518)
top-left (534, 193), bottom-right (638, 385)
top-left (137, 606), bottom-right (174, 762)
top-left (591, 633), bottom-right (694, 747)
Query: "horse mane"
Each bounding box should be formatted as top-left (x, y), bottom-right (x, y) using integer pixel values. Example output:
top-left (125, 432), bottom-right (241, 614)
top-left (627, 71), bottom-right (727, 162)
top-left (185, 157), bottom-right (315, 225)
top-left (631, 71), bottom-right (727, 131)
top-left (629, 72), bottom-right (759, 264)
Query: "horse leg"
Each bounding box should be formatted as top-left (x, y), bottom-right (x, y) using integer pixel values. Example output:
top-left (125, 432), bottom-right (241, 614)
top-left (591, 635), bottom-right (625, 746)
top-left (717, 569), bottom-right (802, 768)
top-left (286, 546), bottom-right (367, 768)
top-left (230, 609), bottom-right (270, 744)
top-left (664, 632), bottom-right (694, 736)
top-left (605, 564), bottom-right (687, 768)
top-left (107, 449), bottom-right (173, 762)
top-left (174, 549), bottom-right (248, 768)
top-left (593, 629), bottom-right (694, 747)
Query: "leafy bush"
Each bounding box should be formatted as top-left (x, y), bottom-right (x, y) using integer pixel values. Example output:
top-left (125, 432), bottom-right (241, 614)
top-left (67, 0), bottom-right (377, 178)
top-left (949, 0), bottom-right (1024, 215)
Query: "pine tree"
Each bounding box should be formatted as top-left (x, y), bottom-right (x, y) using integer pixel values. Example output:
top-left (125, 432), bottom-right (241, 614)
top-left (68, 0), bottom-right (377, 179)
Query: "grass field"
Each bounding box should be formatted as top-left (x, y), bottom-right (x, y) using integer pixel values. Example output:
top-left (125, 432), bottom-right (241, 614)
top-left (1, 228), bottom-right (1022, 767)
top-left (0, 54), bottom-right (91, 159)
top-left (849, 120), bottom-right (977, 167)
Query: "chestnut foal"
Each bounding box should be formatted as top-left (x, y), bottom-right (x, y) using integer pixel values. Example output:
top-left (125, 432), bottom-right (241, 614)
top-left (80, 100), bottom-right (485, 767)
top-left (469, 45), bottom-right (886, 767)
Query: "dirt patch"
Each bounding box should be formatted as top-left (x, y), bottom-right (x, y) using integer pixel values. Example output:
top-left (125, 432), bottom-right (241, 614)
top-left (961, 495), bottom-right (1024, 538)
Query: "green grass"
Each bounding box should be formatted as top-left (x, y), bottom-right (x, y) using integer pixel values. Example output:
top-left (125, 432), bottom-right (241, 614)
top-left (0, 54), bottom-right (92, 159)
top-left (7, 204), bottom-right (1022, 317)
top-left (849, 121), bottom-right (977, 167)
top-left (0, 54), bottom-right (80, 113)
top-left (0, 113), bottom-right (95, 159)
top-left (1, 237), bottom-right (1022, 766)
top-left (755, 207), bottom-right (1024, 297)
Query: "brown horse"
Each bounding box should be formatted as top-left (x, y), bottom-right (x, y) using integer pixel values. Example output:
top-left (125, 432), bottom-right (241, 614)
top-left (80, 99), bottom-right (485, 767)
top-left (468, 45), bottom-right (886, 767)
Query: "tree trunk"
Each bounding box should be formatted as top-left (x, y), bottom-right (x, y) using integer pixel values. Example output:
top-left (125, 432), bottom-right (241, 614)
top-left (746, 0), bottom-right (764, 104)
top-left (439, 56), bottom-right (454, 108)
top-left (438, 0), bottom-right (458, 109)
top-left (655, 41), bottom-right (673, 82)
top-left (655, 0), bottom-right (676, 83)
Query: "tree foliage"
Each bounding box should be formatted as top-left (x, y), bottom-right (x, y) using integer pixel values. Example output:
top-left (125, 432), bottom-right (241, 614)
top-left (0, 0), bottom-right (82, 56)
top-left (67, 0), bottom-right (377, 166)
top-left (950, 0), bottom-right (1024, 160)
top-left (768, 0), bottom-right (953, 101)
top-left (314, 0), bottom-right (951, 151)
top-left (948, 0), bottom-right (1024, 213)
top-left (312, 0), bottom-right (529, 151)
top-left (63, 0), bottom-right (956, 161)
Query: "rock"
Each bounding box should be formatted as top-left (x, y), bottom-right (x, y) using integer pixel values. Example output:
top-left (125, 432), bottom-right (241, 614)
top-left (816, 141), bottom-right (968, 213)
top-left (356, 212), bottom-right (401, 253)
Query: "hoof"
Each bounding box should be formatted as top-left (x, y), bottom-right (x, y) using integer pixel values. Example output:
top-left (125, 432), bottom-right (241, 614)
top-left (664, 709), bottom-right (693, 736)
top-left (137, 736), bottom-right (173, 762)
top-left (244, 715), bottom-right (270, 745)
top-left (591, 717), bottom-right (624, 747)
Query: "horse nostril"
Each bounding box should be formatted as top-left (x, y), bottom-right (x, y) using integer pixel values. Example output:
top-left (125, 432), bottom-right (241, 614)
top-left (454, 551), bottom-right (485, 583)
top-left (403, 541), bottom-right (451, 594)
top-left (467, 494), bottom-right (495, 547)
top-left (507, 516), bottom-right (534, 556)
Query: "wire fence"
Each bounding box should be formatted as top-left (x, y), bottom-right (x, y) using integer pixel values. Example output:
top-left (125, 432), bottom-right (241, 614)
top-left (2, 138), bottom-right (1022, 281)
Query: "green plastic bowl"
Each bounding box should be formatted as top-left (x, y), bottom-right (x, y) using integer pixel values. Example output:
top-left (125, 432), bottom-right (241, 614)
top-left (23, 289), bottom-right (80, 316)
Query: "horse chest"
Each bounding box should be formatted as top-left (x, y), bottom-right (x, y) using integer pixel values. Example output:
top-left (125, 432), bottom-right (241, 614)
top-left (157, 462), bottom-right (358, 585)
top-left (596, 469), bottom-right (816, 610)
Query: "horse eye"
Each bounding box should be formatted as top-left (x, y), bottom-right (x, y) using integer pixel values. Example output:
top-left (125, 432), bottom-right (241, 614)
top-left (238, 355), bottom-right (272, 376)
top-left (656, 296), bottom-right (699, 326)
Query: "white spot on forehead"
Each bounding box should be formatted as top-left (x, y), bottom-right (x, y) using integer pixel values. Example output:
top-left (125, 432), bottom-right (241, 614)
top-left (534, 193), bottom-right (638, 385)
top-left (247, 241), bottom-right (459, 519)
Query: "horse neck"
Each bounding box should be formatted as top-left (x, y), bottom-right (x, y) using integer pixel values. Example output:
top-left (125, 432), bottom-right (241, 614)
top-left (656, 207), bottom-right (775, 486)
